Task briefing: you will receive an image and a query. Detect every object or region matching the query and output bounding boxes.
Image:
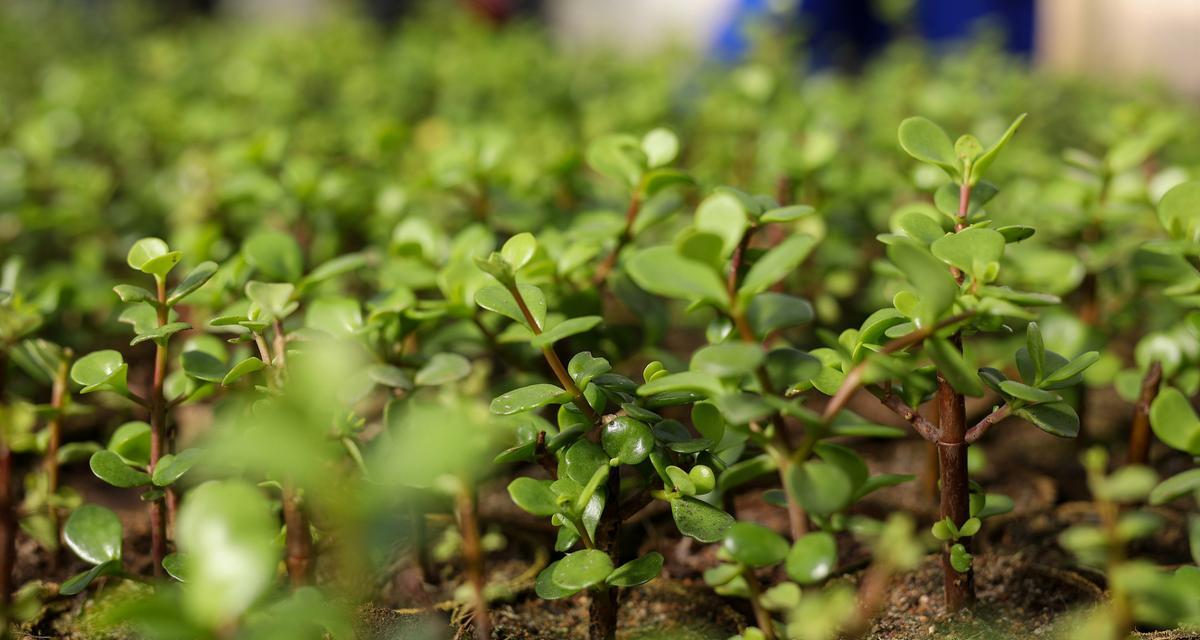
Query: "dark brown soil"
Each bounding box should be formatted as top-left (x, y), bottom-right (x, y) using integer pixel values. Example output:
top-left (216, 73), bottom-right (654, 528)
top-left (486, 579), bottom-right (745, 640)
top-left (860, 553), bottom-right (1101, 639)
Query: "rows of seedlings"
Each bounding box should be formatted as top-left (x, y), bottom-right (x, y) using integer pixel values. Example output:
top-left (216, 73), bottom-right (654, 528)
top-left (2, 5), bottom-right (1200, 640)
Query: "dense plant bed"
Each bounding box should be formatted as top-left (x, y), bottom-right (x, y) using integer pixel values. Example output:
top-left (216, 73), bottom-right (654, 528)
top-left (3, 3), bottom-right (1200, 640)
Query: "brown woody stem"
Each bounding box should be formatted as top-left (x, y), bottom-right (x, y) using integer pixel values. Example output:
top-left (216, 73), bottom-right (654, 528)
top-left (1128, 362), bottom-right (1163, 465)
top-left (593, 191), bottom-right (642, 286)
top-left (457, 484), bottom-right (492, 640)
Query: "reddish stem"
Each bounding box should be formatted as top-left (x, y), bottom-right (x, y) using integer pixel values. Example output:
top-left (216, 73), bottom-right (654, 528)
top-left (148, 279), bottom-right (169, 577)
top-left (457, 485), bottom-right (492, 640)
top-left (46, 353), bottom-right (70, 567)
top-left (593, 192), bottom-right (642, 286)
top-left (1128, 362), bottom-right (1163, 465)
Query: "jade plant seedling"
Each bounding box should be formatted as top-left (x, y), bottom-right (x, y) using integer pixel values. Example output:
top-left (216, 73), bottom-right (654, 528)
top-left (70, 238), bottom-right (216, 577)
top-left (481, 232), bottom-right (729, 640)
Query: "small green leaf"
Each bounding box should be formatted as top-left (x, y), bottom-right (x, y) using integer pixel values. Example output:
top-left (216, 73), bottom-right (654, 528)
top-left (64, 505), bottom-right (123, 565)
top-left (113, 285), bottom-right (157, 305)
top-left (1095, 466), bottom-right (1159, 503)
top-left (788, 461), bottom-right (853, 517)
top-left (127, 237), bottom-right (181, 278)
top-left (760, 205), bottom-right (815, 223)
top-left (108, 421), bottom-right (151, 466)
top-left (530, 316), bottom-right (602, 349)
top-left (970, 113), bottom-right (1026, 184)
top-left (627, 246), bottom-right (729, 308)
top-left (601, 417), bottom-right (653, 465)
top-left (59, 560), bottom-right (122, 596)
top-left (958, 517), bottom-right (981, 537)
top-left (244, 281), bottom-right (296, 320)
top-left (414, 353), bottom-right (471, 386)
top-left (167, 261), bottom-right (218, 306)
top-left (926, 338), bottom-right (984, 397)
top-left (152, 449), bottom-right (203, 487)
top-left (475, 284), bottom-right (547, 331)
top-left (70, 350), bottom-right (129, 395)
top-left (490, 384), bottom-right (570, 415)
top-left (670, 496), bottom-right (734, 543)
top-left (694, 192), bottom-right (749, 258)
top-left (568, 352), bottom-right (611, 389)
top-left (898, 117), bottom-right (959, 178)
top-left (738, 235), bottom-right (817, 300)
top-left (182, 351), bottom-right (227, 383)
top-left (305, 297), bottom-right (363, 337)
top-left (887, 241), bottom-right (957, 326)
top-left (930, 228), bottom-right (1005, 282)
top-left (221, 357), bottom-right (265, 386)
top-left (1150, 469), bottom-right (1200, 506)
top-left (606, 552), bottom-right (663, 587)
top-left (244, 230), bottom-right (303, 282)
top-left (786, 532), bottom-right (837, 585)
top-left (999, 380), bottom-right (1059, 404)
top-left (1158, 181), bottom-right (1200, 242)
top-left (535, 562), bottom-right (579, 600)
top-left (301, 252), bottom-right (368, 288)
top-left (130, 322), bottom-right (191, 347)
top-left (90, 450), bottom-right (150, 488)
top-left (1014, 402), bottom-right (1080, 438)
top-left (637, 371), bottom-right (723, 398)
top-left (722, 522), bottom-right (788, 568)
top-left (690, 342), bottom-right (763, 379)
top-left (1150, 388), bottom-right (1200, 455)
top-left (642, 128), bottom-right (679, 168)
top-left (1041, 351), bottom-right (1099, 389)
top-left (949, 543), bottom-right (973, 573)
top-left (553, 549), bottom-right (614, 590)
top-left (162, 553), bottom-right (187, 582)
top-left (747, 292), bottom-right (813, 338)
top-left (501, 233), bottom-right (538, 271)
top-left (507, 477), bottom-right (559, 517)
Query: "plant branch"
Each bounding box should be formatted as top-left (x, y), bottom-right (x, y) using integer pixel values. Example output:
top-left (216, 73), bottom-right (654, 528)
top-left (1128, 361), bottom-right (1163, 465)
top-left (593, 189), bottom-right (642, 286)
top-left (965, 404), bottom-right (1011, 445)
top-left (866, 384), bottom-right (939, 442)
top-left (507, 284), bottom-right (599, 424)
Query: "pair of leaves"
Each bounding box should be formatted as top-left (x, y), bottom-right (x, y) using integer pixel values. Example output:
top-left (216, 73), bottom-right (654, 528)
top-left (536, 550), bottom-right (664, 600)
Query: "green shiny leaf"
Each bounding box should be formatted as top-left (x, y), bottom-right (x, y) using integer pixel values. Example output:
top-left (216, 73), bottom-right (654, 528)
top-left (127, 237), bottom-right (181, 278)
top-left (786, 532), bottom-right (837, 585)
top-left (507, 477), bottom-right (559, 517)
top-left (530, 316), bottom-right (602, 349)
top-left (898, 117), bottom-right (958, 178)
top-left (970, 113), bottom-right (1026, 184)
top-left (738, 235), bottom-right (817, 300)
top-left (606, 552), bottom-right (663, 587)
top-left (490, 384), bottom-right (570, 415)
top-left (59, 559), bottom-right (122, 596)
top-left (107, 421), bottom-right (150, 466)
top-left (182, 351), bottom-right (227, 383)
top-left (475, 284), bottom-right (547, 330)
top-left (221, 357), bottom-right (265, 386)
top-left (1151, 469), bottom-right (1200, 505)
top-left (244, 230), bottom-right (303, 282)
top-left (690, 342), bottom-right (763, 379)
top-left (1150, 387), bottom-right (1200, 455)
top-left (414, 353), bottom-right (471, 386)
top-left (70, 350), bottom-right (128, 395)
top-left (722, 522), bottom-right (788, 568)
top-left (553, 549), bottom-right (613, 590)
top-left (64, 505), bottom-right (122, 565)
top-left (788, 460), bottom-right (852, 517)
top-left (535, 561), bottom-right (579, 600)
top-left (670, 496), bottom-right (734, 543)
top-left (167, 261), bottom-right (218, 306)
top-left (152, 449), bottom-right (204, 487)
top-left (627, 246), bottom-right (729, 308)
top-left (931, 228), bottom-right (1005, 282)
top-left (887, 241), bottom-right (957, 326)
top-left (1014, 402), bottom-right (1080, 438)
top-left (601, 416), bottom-right (653, 465)
top-left (90, 450), bottom-right (150, 488)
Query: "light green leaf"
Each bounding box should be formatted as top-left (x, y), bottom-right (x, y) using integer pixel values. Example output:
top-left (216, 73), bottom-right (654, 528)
top-left (1150, 388), bottom-right (1200, 455)
top-left (64, 505), bottom-right (122, 565)
top-left (553, 549), bottom-right (614, 590)
top-left (530, 316), bottom-right (602, 349)
top-left (898, 117), bottom-right (959, 178)
top-left (722, 522), bottom-right (788, 568)
top-left (127, 237), bottom-right (181, 278)
top-left (627, 246), bottom-right (729, 308)
top-left (606, 552), bottom-right (663, 587)
top-left (970, 113), bottom-right (1026, 184)
top-left (89, 450), bottom-right (150, 488)
top-left (490, 384), bottom-right (570, 415)
top-left (414, 353), bottom-right (471, 386)
top-left (738, 235), bottom-right (817, 300)
top-left (243, 230), bottom-right (303, 282)
top-left (785, 532), bottom-right (837, 585)
top-left (474, 284), bottom-right (547, 330)
top-left (167, 261), bottom-right (219, 306)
